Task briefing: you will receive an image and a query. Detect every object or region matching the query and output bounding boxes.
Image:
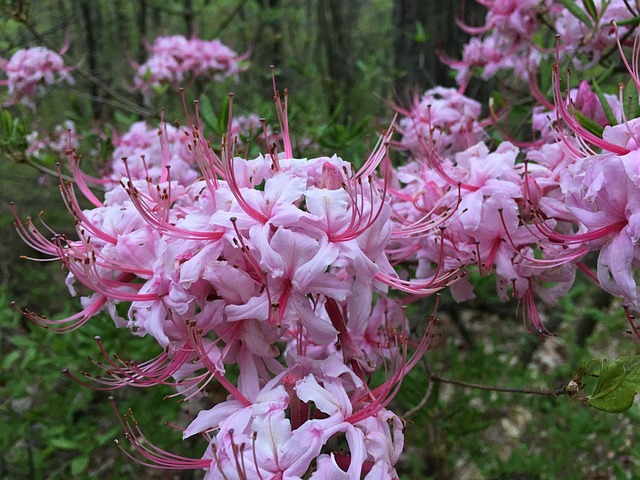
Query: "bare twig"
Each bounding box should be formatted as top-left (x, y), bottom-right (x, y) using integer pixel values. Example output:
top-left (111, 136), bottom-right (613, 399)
top-left (419, 358), bottom-right (569, 398)
top-left (428, 372), bottom-right (568, 398)
top-left (403, 372), bottom-right (435, 419)
top-left (212, 0), bottom-right (251, 38)
top-left (18, 19), bottom-right (153, 117)
top-left (23, 156), bottom-right (73, 182)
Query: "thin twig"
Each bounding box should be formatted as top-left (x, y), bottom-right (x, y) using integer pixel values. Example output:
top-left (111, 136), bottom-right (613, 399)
top-left (212, 0), bottom-right (251, 38)
top-left (403, 374), bottom-right (435, 419)
top-left (429, 372), bottom-right (568, 398)
top-left (18, 19), bottom-right (153, 117)
top-left (421, 357), bottom-right (569, 398)
top-left (23, 156), bottom-right (73, 182)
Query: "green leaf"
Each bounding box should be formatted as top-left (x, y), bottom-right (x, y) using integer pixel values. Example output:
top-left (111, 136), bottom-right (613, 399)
top-left (95, 426), bottom-right (121, 446)
top-left (114, 110), bottom-right (137, 128)
top-left (595, 63), bottom-right (616, 85)
top-left (614, 15), bottom-right (640, 27)
top-left (49, 437), bottom-right (79, 450)
top-left (560, 0), bottom-right (593, 28)
top-left (142, 67), bottom-right (152, 83)
top-left (587, 355), bottom-right (640, 413)
top-left (9, 336), bottom-right (36, 349)
top-left (98, 137), bottom-right (115, 164)
top-left (623, 79), bottom-right (640, 120)
top-left (583, 0), bottom-right (598, 21)
top-left (2, 350), bottom-right (21, 369)
top-left (592, 80), bottom-right (618, 126)
top-left (71, 455), bottom-right (90, 475)
top-left (218, 98), bottom-right (230, 136)
top-left (573, 109), bottom-right (604, 137)
top-left (151, 83), bottom-right (169, 96)
top-left (198, 95), bottom-right (217, 133)
top-left (539, 60), bottom-right (553, 96)
top-left (414, 21), bottom-right (427, 43)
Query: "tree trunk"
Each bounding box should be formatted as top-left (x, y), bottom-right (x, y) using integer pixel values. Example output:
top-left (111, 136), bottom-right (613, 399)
top-left (393, 0), bottom-right (483, 92)
top-left (137, 0), bottom-right (147, 63)
top-left (79, 0), bottom-right (101, 118)
top-left (113, 0), bottom-right (130, 54)
top-left (183, 0), bottom-right (195, 36)
top-left (317, 0), bottom-right (362, 121)
top-left (260, 0), bottom-right (282, 80)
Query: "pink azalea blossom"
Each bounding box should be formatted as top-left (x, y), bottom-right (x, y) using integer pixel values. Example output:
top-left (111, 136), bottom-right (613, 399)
top-left (0, 44), bottom-right (74, 108)
top-left (26, 120), bottom-right (79, 158)
top-left (397, 87), bottom-right (486, 158)
top-left (555, 0), bottom-right (636, 70)
top-left (532, 80), bottom-right (622, 143)
top-left (132, 35), bottom-right (247, 99)
top-left (108, 121), bottom-right (200, 188)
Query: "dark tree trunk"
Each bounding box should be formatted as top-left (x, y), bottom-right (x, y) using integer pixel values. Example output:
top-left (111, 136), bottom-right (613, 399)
top-left (137, 0), bottom-right (147, 63)
top-left (393, 0), bottom-right (484, 93)
top-left (152, 2), bottom-right (162, 34)
top-left (183, 0), bottom-right (195, 36)
top-left (113, 0), bottom-right (130, 53)
top-left (260, 0), bottom-right (282, 79)
top-left (317, 0), bottom-right (362, 121)
top-left (79, 0), bottom-right (101, 118)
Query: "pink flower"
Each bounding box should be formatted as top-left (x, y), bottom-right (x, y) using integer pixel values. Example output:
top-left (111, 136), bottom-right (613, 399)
top-left (0, 44), bottom-right (74, 108)
top-left (398, 87), bottom-right (486, 158)
top-left (108, 121), bottom-right (200, 188)
top-left (532, 81), bottom-right (622, 143)
top-left (555, 0), bottom-right (636, 70)
top-left (26, 120), bottom-right (79, 158)
top-left (132, 35), bottom-right (247, 98)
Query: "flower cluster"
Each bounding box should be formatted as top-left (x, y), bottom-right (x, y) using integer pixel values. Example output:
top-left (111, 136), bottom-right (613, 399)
top-left (14, 92), bottom-right (443, 478)
top-left (0, 45), bottom-right (74, 108)
top-left (396, 86), bottom-right (486, 157)
top-left (26, 120), bottom-right (79, 159)
top-left (390, 1), bottom-right (640, 332)
top-left (106, 120), bottom-right (199, 188)
top-left (104, 113), bottom-right (275, 189)
top-left (133, 35), bottom-right (246, 99)
top-left (448, 0), bottom-right (637, 85)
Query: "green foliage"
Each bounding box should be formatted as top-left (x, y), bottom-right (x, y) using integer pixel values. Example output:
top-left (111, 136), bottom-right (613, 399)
top-left (615, 15), bottom-right (640, 27)
top-left (0, 286), bottom-right (194, 479)
top-left (574, 108), bottom-right (605, 136)
top-left (592, 79), bottom-right (618, 125)
top-left (585, 356), bottom-right (640, 413)
top-left (0, 107), bottom-right (27, 153)
top-left (560, 0), bottom-right (593, 28)
top-left (413, 22), bottom-right (427, 44)
top-left (197, 95), bottom-right (219, 134)
top-left (624, 78), bottom-right (640, 120)
top-left (316, 113), bottom-right (371, 162)
top-left (2, 1), bottom-right (640, 478)
top-left (583, 0), bottom-right (598, 22)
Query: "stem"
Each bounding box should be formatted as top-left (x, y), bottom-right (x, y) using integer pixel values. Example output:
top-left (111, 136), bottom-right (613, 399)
top-left (428, 372), bottom-right (568, 398)
top-left (18, 17), bottom-right (152, 117)
top-left (20, 154), bottom-right (74, 182)
top-left (403, 358), bottom-right (435, 419)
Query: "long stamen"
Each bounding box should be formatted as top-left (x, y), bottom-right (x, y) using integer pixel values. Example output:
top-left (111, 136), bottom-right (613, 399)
top-left (110, 397), bottom-right (210, 470)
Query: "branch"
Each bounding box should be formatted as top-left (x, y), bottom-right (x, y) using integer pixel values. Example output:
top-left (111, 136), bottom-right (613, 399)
top-left (212, 0), bottom-right (250, 38)
top-left (428, 372), bottom-right (569, 398)
top-left (403, 358), bottom-right (436, 419)
top-left (17, 18), bottom-right (153, 117)
top-left (23, 156), bottom-right (74, 182)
